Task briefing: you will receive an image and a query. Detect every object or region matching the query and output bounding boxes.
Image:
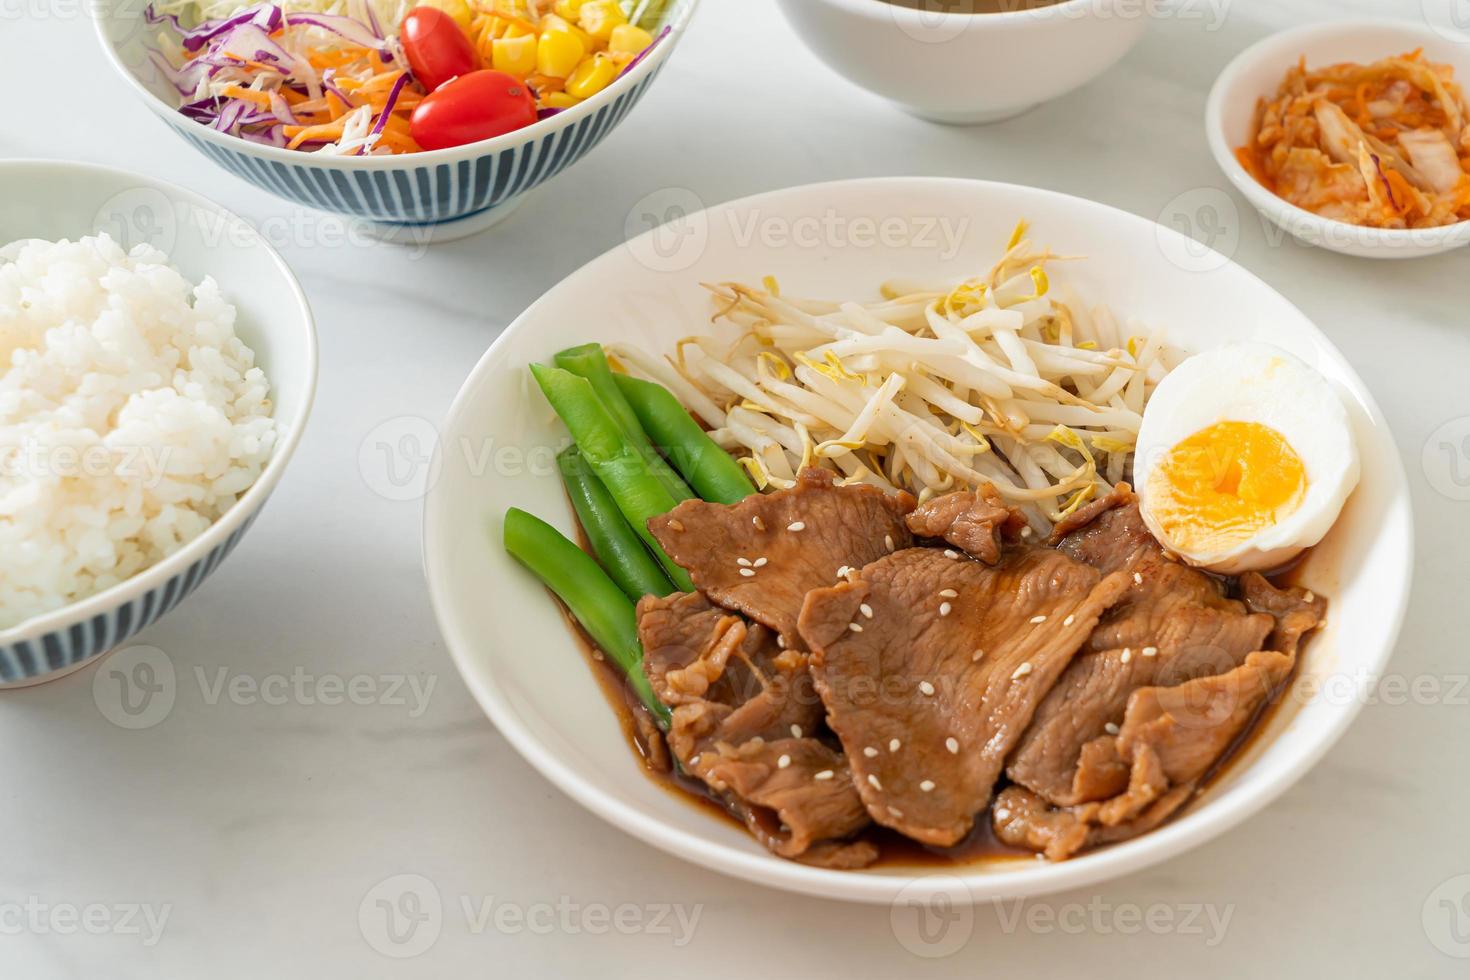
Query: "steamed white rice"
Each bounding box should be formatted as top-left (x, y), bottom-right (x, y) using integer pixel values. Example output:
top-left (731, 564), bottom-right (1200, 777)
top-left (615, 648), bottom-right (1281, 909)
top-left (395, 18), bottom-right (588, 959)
top-left (0, 233), bottom-right (277, 629)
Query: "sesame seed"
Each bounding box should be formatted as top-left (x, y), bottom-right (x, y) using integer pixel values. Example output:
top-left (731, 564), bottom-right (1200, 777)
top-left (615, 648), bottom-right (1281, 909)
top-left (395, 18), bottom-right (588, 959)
top-left (752, 516), bottom-right (766, 530)
top-left (787, 521), bottom-right (805, 532)
top-left (885, 534), bottom-right (895, 551)
top-left (939, 589), bottom-right (958, 598)
top-left (1133, 572), bottom-right (1143, 585)
top-left (1104, 723), bottom-right (1120, 735)
top-left (867, 774), bottom-right (883, 790)
top-left (1121, 648), bottom-right (1133, 664)
top-left (945, 737), bottom-right (959, 754)
top-left (1305, 590), bottom-right (1316, 603)
top-left (777, 635), bottom-right (787, 649)
top-left (690, 755), bottom-right (701, 766)
top-left (1063, 614), bottom-right (1075, 627)
top-left (791, 724), bottom-right (803, 738)
top-left (754, 557), bottom-right (769, 567)
top-left (739, 568), bottom-right (756, 577)
top-left (860, 603), bottom-right (874, 619)
top-left (972, 649), bottom-right (985, 662)
top-left (920, 780), bottom-right (935, 792)
top-left (863, 746), bottom-right (879, 758)
top-left (939, 602), bottom-right (952, 617)
top-left (1012, 662), bottom-right (1033, 679)
top-left (667, 519), bottom-right (685, 532)
top-left (836, 565), bottom-right (851, 579)
top-left (1035, 853), bottom-right (1046, 861)
top-left (814, 770), bottom-right (834, 781)
top-left (848, 622), bottom-right (864, 633)
top-left (918, 681), bottom-right (935, 695)
top-left (994, 807), bottom-right (1011, 821)
top-left (1142, 646), bottom-right (1158, 658)
top-left (887, 806), bottom-right (904, 818)
top-left (777, 754), bottom-right (791, 769)
top-left (1029, 615), bottom-right (1047, 624)
top-left (737, 557), bottom-right (752, 567)
top-left (944, 549), bottom-right (960, 560)
top-left (889, 738), bottom-right (901, 752)
top-left (1021, 527), bottom-right (1033, 538)
top-left (592, 650), bottom-right (604, 661)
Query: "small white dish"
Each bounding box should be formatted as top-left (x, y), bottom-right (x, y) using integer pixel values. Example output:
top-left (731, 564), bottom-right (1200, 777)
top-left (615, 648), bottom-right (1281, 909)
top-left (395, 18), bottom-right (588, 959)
top-left (1207, 19), bottom-right (1470, 260)
top-left (0, 160), bottom-right (317, 686)
top-left (425, 177), bottom-right (1412, 904)
top-left (774, 0), bottom-right (1147, 124)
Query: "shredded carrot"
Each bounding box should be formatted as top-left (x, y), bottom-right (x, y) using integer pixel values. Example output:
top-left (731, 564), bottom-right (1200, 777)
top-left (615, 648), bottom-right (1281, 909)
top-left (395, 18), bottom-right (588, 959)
top-left (220, 84), bottom-right (272, 107)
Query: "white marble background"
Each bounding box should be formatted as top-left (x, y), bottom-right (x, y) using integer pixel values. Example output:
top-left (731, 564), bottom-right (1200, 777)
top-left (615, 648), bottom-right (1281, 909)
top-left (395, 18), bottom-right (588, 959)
top-left (3, 0), bottom-right (1470, 975)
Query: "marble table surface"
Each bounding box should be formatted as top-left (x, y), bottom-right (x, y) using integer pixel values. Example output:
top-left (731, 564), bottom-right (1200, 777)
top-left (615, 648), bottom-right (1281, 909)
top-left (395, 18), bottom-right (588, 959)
top-left (4, 0), bottom-right (1469, 975)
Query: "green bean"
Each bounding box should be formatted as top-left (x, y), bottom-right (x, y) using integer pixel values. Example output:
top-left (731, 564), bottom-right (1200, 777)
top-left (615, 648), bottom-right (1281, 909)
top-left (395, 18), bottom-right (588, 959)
top-left (614, 373), bottom-right (757, 505)
top-left (553, 343), bottom-right (693, 503)
top-left (530, 363), bottom-right (694, 591)
top-left (504, 507), bottom-right (669, 726)
top-left (559, 447), bottom-right (676, 601)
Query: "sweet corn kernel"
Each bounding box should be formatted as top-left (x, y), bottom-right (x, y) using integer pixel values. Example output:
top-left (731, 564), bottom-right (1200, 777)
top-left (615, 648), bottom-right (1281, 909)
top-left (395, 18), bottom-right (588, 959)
top-left (565, 53), bottom-right (618, 99)
top-left (541, 91), bottom-right (583, 109)
top-left (419, 0), bottom-right (474, 29)
top-left (577, 0), bottom-right (626, 43)
top-left (552, 0), bottom-right (586, 20)
top-left (491, 33), bottom-right (537, 77)
top-left (536, 28), bottom-right (585, 78)
top-left (607, 23), bottom-right (654, 56)
top-left (540, 13), bottom-right (593, 49)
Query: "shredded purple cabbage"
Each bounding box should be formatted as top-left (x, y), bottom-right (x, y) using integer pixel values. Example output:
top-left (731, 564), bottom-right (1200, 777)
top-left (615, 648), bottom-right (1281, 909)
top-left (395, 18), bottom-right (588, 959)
top-left (282, 11), bottom-right (392, 58)
top-left (370, 70), bottom-right (412, 138)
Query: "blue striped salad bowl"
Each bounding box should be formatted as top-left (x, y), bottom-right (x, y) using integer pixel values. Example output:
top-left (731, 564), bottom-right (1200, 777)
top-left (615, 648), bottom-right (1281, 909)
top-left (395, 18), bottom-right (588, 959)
top-left (94, 0), bottom-right (701, 243)
top-left (0, 160), bottom-right (317, 687)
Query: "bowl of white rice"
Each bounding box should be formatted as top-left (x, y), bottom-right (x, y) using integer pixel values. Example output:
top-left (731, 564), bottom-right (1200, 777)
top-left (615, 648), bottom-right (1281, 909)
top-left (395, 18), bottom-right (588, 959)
top-left (0, 159), bottom-right (317, 686)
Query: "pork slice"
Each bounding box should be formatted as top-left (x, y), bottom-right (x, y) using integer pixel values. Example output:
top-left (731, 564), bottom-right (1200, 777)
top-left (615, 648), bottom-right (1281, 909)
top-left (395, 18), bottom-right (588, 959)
top-left (638, 591), bottom-right (874, 866)
top-left (797, 546), bottom-right (1131, 847)
top-left (904, 484), bottom-right (1026, 564)
top-left (649, 467), bottom-right (916, 642)
top-left (994, 649), bottom-right (1296, 860)
top-left (1240, 572), bottom-right (1326, 656)
top-left (1008, 490), bottom-right (1280, 806)
top-left (992, 783), bottom-right (1193, 863)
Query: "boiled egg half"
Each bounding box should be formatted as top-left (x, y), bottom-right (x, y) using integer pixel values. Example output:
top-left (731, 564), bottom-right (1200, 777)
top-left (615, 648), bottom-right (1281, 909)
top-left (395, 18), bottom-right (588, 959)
top-left (1133, 342), bottom-right (1359, 575)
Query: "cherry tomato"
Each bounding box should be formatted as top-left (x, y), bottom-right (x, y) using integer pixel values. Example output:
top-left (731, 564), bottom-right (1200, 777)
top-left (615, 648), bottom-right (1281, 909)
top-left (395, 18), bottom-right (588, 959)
top-left (410, 70), bottom-right (538, 150)
top-left (401, 6), bottom-right (478, 94)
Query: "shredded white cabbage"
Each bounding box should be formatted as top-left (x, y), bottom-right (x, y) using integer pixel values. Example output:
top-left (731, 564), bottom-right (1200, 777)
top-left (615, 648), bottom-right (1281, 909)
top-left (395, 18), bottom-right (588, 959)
top-left (609, 223), bottom-right (1186, 532)
top-left (151, 0), bottom-right (411, 28)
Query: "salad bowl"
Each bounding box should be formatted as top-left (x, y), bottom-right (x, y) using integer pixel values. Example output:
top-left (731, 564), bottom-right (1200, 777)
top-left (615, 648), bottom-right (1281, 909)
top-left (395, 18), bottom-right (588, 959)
top-left (0, 160), bottom-right (317, 687)
top-left (93, 0), bottom-right (700, 243)
top-left (424, 178), bottom-right (1412, 903)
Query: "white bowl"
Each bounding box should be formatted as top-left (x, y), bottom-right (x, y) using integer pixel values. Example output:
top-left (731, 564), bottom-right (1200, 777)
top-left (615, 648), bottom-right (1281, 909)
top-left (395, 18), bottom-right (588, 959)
top-left (1206, 19), bottom-right (1470, 260)
top-left (425, 177), bottom-right (1412, 904)
top-left (93, 0), bottom-right (700, 243)
top-left (774, 0), bottom-right (1147, 124)
top-left (0, 160), bottom-right (317, 687)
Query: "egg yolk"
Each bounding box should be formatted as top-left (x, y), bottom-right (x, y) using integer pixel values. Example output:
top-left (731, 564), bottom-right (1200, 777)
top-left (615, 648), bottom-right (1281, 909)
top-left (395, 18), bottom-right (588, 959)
top-left (1146, 421), bottom-right (1307, 555)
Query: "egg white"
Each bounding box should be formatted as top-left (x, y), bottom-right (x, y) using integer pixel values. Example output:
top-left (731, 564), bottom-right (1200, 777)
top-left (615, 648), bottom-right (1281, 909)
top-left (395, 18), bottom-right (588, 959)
top-left (1133, 342), bottom-right (1360, 575)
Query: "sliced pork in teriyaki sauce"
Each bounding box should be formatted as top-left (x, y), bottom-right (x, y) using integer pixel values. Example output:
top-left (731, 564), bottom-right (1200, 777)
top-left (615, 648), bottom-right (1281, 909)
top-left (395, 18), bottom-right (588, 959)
top-left (621, 469), bottom-right (1323, 866)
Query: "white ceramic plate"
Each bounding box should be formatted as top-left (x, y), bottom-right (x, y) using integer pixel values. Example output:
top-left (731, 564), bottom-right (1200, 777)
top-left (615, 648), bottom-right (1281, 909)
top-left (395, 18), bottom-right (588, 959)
top-left (425, 178), bottom-right (1413, 904)
top-left (1206, 19), bottom-right (1470, 260)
